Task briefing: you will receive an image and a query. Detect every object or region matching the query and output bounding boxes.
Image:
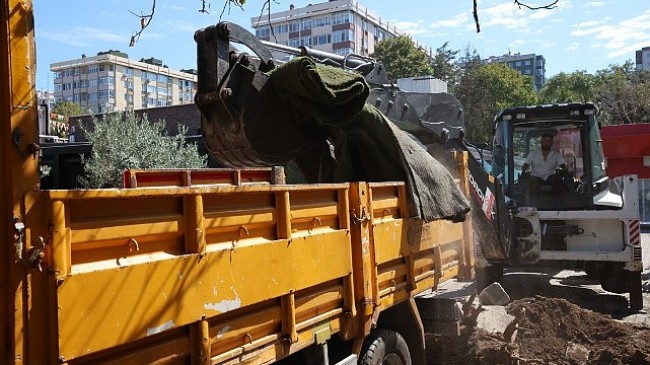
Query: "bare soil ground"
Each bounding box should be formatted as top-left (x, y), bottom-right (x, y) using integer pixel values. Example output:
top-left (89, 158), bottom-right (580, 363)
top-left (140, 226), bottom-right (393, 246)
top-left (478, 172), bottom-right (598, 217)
top-left (425, 270), bottom-right (650, 365)
top-left (427, 296), bottom-right (650, 365)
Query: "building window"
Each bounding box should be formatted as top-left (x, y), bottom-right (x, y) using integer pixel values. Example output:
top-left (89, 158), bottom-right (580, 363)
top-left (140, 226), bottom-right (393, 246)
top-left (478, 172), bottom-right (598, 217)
top-left (256, 27), bottom-right (270, 38)
top-left (332, 11), bottom-right (351, 25)
top-left (312, 34), bottom-right (331, 46)
top-left (300, 36), bottom-right (312, 47)
top-left (158, 74), bottom-right (168, 83)
top-left (55, 84), bottom-right (62, 91)
top-left (334, 48), bottom-right (352, 56)
top-left (88, 93), bottom-right (97, 102)
top-left (72, 80), bottom-right (87, 89)
top-left (301, 19), bottom-right (312, 30)
top-left (158, 86), bottom-right (168, 95)
top-left (88, 65), bottom-right (98, 73)
top-left (333, 29), bottom-right (352, 43)
top-left (525, 60), bottom-right (531, 66)
top-left (88, 79), bottom-right (98, 87)
top-left (147, 85), bottom-right (156, 94)
top-left (125, 94), bottom-right (134, 103)
top-left (157, 99), bottom-right (169, 107)
top-left (289, 21), bottom-right (300, 32)
top-left (273, 24), bottom-right (288, 34)
top-left (288, 38), bottom-right (300, 47)
top-left (98, 77), bottom-right (114, 85)
top-left (314, 16), bottom-right (331, 27)
top-left (516, 61), bottom-right (522, 66)
top-left (124, 80), bottom-right (134, 89)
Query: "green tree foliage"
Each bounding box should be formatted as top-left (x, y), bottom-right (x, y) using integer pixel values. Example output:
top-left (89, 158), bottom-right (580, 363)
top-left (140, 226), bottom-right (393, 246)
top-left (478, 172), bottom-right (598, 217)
top-left (539, 71), bottom-right (597, 103)
top-left (52, 101), bottom-right (85, 117)
top-left (594, 62), bottom-right (650, 125)
top-left (455, 63), bottom-right (537, 143)
top-left (371, 35), bottom-right (434, 82)
top-left (430, 42), bottom-right (460, 88)
top-left (79, 111), bottom-right (207, 188)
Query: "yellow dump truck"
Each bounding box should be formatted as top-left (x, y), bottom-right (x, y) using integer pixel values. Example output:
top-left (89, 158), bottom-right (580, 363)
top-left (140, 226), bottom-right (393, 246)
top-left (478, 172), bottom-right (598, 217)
top-left (2, 3), bottom-right (473, 364)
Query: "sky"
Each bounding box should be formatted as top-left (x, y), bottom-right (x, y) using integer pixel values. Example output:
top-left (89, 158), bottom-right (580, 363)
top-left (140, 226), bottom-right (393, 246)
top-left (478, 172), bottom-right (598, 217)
top-left (33, 0), bottom-right (650, 91)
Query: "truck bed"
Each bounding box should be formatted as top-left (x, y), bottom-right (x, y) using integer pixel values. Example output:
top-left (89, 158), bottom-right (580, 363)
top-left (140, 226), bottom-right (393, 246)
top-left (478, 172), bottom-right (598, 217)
top-left (27, 179), bottom-right (469, 364)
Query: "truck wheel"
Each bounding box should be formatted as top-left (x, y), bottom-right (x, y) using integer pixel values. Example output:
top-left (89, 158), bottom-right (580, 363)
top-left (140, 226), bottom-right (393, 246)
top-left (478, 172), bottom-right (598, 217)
top-left (629, 270), bottom-right (643, 311)
top-left (359, 329), bottom-right (412, 365)
top-left (475, 264), bottom-right (504, 293)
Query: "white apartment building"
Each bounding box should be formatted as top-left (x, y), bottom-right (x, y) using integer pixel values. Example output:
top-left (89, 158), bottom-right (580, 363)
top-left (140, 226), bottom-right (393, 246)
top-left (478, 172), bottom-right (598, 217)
top-left (636, 46), bottom-right (650, 71)
top-left (250, 0), bottom-right (398, 58)
top-left (51, 51), bottom-right (197, 114)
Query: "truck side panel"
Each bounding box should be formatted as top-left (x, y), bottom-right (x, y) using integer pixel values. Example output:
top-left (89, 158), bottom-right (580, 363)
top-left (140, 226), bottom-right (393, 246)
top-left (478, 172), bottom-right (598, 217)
top-left (38, 185), bottom-right (355, 363)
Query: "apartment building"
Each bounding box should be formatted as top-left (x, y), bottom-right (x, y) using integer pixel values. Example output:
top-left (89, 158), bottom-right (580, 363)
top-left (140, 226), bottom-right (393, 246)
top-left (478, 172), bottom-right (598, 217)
top-left (484, 53), bottom-right (546, 91)
top-left (250, 0), bottom-right (398, 58)
top-left (636, 46), bottom-right (650, 71)
top-left (51, 50), bottom-right (197, 114)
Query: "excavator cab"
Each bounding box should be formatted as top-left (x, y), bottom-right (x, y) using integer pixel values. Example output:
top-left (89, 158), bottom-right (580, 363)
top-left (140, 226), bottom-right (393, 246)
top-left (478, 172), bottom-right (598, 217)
top-left (491, 103), bottom-right (616, 211)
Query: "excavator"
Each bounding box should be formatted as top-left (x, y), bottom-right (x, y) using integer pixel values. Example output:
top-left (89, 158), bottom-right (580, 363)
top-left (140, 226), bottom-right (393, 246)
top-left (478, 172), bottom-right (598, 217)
top-left (194, 22), bottom-right (643, 310)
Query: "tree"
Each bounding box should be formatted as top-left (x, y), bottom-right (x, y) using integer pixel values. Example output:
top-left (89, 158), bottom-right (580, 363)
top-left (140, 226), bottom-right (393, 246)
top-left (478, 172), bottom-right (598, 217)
top-left (371, 35), bottom-right (434, 82)
top-left (594, 62), bottom-right (650, 125)
top-left (52, 101), bottom-right (85, 117)
top-left (79, 111), bottom-right (207, 188)
top-left (430, 42), bottom-right (461, 89)
top-left (455, 63), bottom-right (538, 143)
top-left (539, 71), bottom-right (596, 103)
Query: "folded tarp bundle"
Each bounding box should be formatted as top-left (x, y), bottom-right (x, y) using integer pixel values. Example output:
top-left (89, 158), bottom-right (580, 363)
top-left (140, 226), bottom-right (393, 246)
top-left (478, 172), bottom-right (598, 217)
top-left (268, 57), bottom-right (470, 222)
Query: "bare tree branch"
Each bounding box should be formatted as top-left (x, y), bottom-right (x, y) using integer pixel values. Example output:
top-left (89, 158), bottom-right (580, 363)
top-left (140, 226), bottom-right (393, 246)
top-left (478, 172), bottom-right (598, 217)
top-left (514, 0), bottom-right (559, 10)
top-left (256, 0), bottom-right (280, 43)
top-left (199, 0), bottom-right (211, 14)
top-left (219, 0), bottom-right (245, 22)
top-left (473, 0), bottom-right (480, 33)
top-left (472, 0), bottom-right (559, 33)
top-left (129, 0), bottom-right (156, 47)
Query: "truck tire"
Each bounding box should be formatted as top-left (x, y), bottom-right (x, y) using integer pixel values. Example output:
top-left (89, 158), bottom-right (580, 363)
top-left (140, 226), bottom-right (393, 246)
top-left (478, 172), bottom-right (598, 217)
top-left (475, 264), bottom-right (504, 293)
top-left (359, 329), bottom-right (412, 365)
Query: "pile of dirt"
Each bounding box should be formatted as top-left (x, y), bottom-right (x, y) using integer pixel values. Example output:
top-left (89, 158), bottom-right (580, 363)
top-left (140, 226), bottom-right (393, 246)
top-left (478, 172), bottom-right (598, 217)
top-left (426, 296), bottom-right (650, 365)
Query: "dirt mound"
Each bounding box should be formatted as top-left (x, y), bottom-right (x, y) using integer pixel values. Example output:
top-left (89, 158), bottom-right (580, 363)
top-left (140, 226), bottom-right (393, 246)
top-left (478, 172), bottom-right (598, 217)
top-left (426, 296), bottom-right (650, 365)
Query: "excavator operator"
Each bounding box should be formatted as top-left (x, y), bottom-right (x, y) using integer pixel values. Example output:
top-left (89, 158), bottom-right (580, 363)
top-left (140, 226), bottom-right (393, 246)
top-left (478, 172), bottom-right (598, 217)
top-left (521, 134), bottom-right (568, 197)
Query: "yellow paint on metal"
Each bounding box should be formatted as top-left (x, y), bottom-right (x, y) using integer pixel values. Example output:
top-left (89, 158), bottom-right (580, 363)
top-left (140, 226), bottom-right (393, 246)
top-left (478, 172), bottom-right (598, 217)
top-left (2, 0), bottom-right (40, 363)
top-left (55, 229), bottom-right (352, 360)
top-left (281, 291), bottom-right (299, 343)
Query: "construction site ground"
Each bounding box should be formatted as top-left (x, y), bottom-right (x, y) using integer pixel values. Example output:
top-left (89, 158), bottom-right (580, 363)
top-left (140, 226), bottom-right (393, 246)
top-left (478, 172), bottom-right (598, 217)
top-left (425, 268), bottom-right (650, 365)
